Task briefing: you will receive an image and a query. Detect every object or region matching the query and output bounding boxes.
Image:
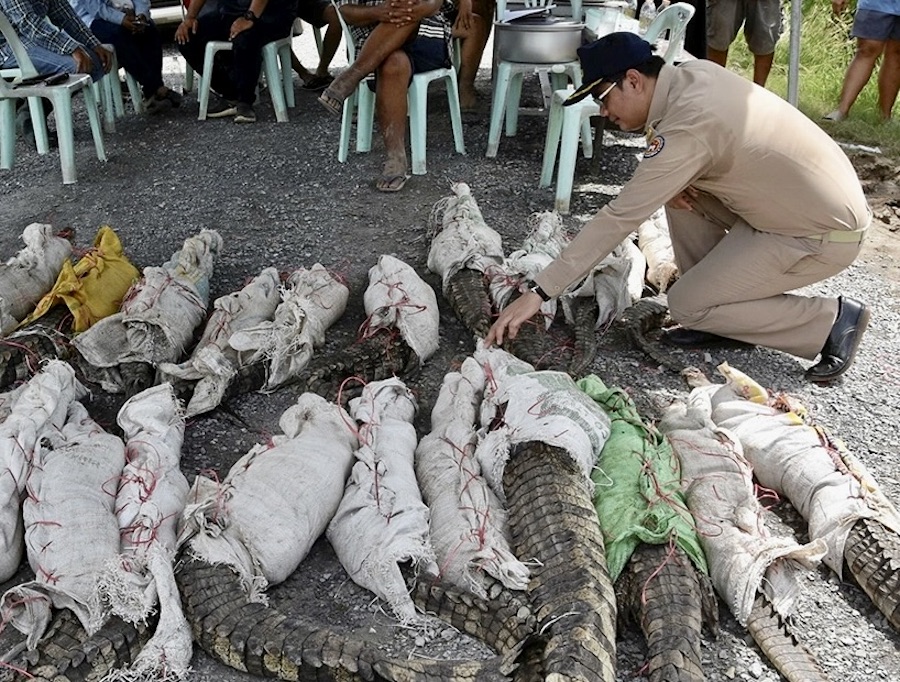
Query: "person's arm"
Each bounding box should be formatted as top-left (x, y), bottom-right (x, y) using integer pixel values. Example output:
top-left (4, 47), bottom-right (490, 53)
top-left (535, 127), bottom-right (712, 298)
top-left (337, 0), bottom-right (391, 27)
top-left (486, 126), bottom-right (711, 347)
top-left (176, 0), bottom-right (207, 43)
top-left (45, 0), bottom-right (102, 48)
top-left (1, 0), bottom-right (84, 55)
top-left (229, 0), bottom-right (270, 38)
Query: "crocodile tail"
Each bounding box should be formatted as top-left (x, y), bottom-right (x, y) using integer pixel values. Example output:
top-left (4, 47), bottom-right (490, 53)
top-left (616, 543), bottom-right (706, 682)
top-left (745, 593), bottom-right (830, 682)
top-left (444, 269), bottom-right (494, 340)
top-left (0, 608), bottom-right (150, 682)
top-left (502, 441), bottom-right (618, 681)
top-left (619, 295), bottom-right (686, 374)
top-left (176, 558), bottom-right (517, 682)
top-left (844, 517), bottom-right (900, 630)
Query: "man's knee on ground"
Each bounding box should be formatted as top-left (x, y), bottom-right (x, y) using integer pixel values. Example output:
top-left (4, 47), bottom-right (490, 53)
top-left (666, 285), bottom-right (708, 328)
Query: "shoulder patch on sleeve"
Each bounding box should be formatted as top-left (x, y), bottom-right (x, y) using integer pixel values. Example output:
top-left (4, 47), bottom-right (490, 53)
top-left (644, 135), bottom-right (665, 158)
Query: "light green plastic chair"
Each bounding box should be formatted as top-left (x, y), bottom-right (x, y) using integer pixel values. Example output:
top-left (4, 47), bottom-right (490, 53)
top-left (0, 8), bottom-right (106, 184)
top-left (97, 44), bottom-right (145, 132)
top-left (539, 2), bottom-right (695, 213)
top-left (196, 36), bottom-right (295, 122)
top-left (486, 0), bottom-right (584, 158)
top-left (331, 0), bottom-right (465, 175)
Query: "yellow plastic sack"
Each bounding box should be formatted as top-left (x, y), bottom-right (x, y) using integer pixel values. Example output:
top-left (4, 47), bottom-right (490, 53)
top-left (18, 226), bottom-right (139, 333)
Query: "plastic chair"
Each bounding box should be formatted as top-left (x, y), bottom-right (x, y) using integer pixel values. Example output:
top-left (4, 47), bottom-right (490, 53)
top-left (643, 1), bottom-right (695, 63)
top-left (539, 2), bottom-right (695, 213)
top-left (332, 0), bottom-right (465, 175)
top-left (97, 44), bottom-right (144, 132)
top-left (196, 35), bottom-right (295, 121)
top-left (0, 9), bottom-right (106, 184)
top-left (485, 0), bottom-right (584, 158)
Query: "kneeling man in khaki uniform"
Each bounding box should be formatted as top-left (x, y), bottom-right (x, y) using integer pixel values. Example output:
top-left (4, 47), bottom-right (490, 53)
top-left (486, 32), bottom-right (871, 383)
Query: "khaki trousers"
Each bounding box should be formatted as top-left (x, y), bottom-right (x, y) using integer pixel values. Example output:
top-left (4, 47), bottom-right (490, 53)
top-left (664, 193), bottom-right (864, 359)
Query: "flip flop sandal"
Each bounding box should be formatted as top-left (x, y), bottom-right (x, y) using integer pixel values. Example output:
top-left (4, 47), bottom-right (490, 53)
top-left (317, 90), bottom-right (343, 117)
top-left (302, 74), bottom-right (334, 92)
top-left (375, 173), bottom-right (409, 193)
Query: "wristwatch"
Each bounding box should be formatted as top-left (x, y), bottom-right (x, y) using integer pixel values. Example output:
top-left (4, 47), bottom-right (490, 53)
top-left (242, 10), bottom-right (257, 21)
top-left (528, 281), bottom-right (551, 302)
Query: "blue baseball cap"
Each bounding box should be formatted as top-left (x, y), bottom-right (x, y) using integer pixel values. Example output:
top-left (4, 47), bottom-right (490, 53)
top-left (564, 32), bottom-right (655, 106)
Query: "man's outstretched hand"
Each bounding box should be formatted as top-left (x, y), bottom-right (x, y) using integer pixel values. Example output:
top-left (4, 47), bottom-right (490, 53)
top-left (484, 291), bottom-right (543, 347)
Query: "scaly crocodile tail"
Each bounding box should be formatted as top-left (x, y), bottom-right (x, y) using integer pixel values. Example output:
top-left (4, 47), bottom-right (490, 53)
top-left (620, 295), bottom-right (686, 374)
top-left (502, 441), bottom-right (618, 681)
top-left (844, 517), bottom-right (900, 631)
top-left (745, 593), bottom-right (830, 682)
top-left (0, 609), bottom-right (150, 682)
top-left (175, 557), bottom-right (520, 681)
top-left (444, 268), bottom-right (494, 339)
top-left (616, 543), bottom-right (708, 682)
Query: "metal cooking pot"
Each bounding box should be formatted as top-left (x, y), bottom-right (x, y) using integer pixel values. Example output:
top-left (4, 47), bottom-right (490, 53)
top-left (494, 16), bottom-right (585, 64)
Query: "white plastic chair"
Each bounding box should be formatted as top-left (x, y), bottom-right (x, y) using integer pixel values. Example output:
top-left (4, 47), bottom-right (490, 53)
top-left (0, 8), bottom-right (106, 184)
top-left (539, 2), bottom-right (695, 213)
top-left (332, 0), bottom-right (465, 175)
top-left (485, 0), bottom-right (584, 158)
top-left (196, 35), bottom-right (295, 121)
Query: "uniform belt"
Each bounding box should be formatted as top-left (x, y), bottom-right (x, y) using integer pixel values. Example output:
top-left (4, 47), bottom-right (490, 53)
top-left (806, 228), bottom-right (867, 244)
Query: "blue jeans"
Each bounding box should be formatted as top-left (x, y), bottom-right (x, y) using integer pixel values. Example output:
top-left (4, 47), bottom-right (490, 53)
top-left (0, 43), bottom-right (105, 82)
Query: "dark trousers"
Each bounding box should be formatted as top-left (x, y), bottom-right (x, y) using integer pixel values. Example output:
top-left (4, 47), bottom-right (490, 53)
top-left (177, 12), bottom-right (292, 104)
top-left (90, 18), bottom-right (165, 98)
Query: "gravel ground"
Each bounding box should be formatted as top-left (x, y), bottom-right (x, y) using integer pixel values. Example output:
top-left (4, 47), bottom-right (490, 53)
top-left (1, 30), bottom-right (899, 682)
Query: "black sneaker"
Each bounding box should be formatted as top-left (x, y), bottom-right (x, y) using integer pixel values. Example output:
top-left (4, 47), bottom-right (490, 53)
top-left (207, 96), bottom-right (238, 118)
top-left (234, 102), bottom-right (257, 123)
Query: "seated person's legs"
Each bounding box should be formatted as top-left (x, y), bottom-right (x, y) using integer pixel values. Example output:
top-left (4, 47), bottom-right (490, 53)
top-left (89, 17), bottom-right (180, 112)
top-left (453, 0), bottom-right (493, 111)
top-left (292, 0), bottom-right (340, 86)
top-left (374, 35), bottom-right (448, 191)
top-left (321, 20), bottom-right (421, 108)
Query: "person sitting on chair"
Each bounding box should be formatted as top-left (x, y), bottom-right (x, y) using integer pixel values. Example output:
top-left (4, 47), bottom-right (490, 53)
top-left (175, 0), bottom-right (295, 123)
top-left (67, 0), bottom-right (182, 113)
top-left (1, 0), bottom-right (111, 140)
top-left (0, 0), bottom-right (111, 80)
top-left (316, 0), bottom-right (459, 192)
top-left (290, 0), bottom-right (341, 91)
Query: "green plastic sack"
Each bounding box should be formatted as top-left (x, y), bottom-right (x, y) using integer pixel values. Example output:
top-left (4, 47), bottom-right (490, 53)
top-left (578, 375), bottom-right (708, 582)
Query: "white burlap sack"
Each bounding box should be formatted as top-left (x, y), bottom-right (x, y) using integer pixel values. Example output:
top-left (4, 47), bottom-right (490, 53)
top-left (563, 239), bottom-right (643, 331)
top-left (416, 361), bottom-right (529, 597)
top-left (0, 361), bottom-right (86, 582)
top-left (229, 264), bottom-right (350, 392)
top-left (158, 268), bottom-right (282, 417)
top-left (488, 212), bottom-right (569, 323)
top-left (427, 183), bottom-right (505, 292)
top-left (363, 255), bottom-right (439, 363)
top-left (708, 364), bottom-right (900, 576)
top-left (327, 379), bottom-right (436, 622)
top-left (0, 383), bottom-right (27, 423)
top-left (659, 389), bottom-right (826, 625)
top-left (473, 346), bottom-right (611, 502)
top-left (97, 383), bottom-right (191, 681)
top-left (178, 393), bottom-right (358, 597)
top-left (73, 230), bottom-right (222, 393)
top-left (2, 401), bottom-right (125, 648)
top-left (0, 224), bottom-right (73, 335)
top-left (637, 209), bottom-right (678, 294)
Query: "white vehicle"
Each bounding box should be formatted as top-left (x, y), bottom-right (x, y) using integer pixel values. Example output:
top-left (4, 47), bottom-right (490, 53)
top-left (149, 0), bottom-right (183, 26)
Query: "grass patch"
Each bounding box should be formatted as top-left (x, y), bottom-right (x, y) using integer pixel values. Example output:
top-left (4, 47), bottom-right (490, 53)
top-left (724, 0), bottom-right (900, 158)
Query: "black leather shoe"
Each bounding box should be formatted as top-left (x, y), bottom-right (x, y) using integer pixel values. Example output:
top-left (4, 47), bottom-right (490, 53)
top-left (805, 297), bottom-right (870, 383)
top-left (661, 327), bottom-right (753, 349)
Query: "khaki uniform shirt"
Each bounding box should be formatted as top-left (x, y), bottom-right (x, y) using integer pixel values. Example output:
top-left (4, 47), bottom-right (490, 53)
top-left (535, 60), bottom-right (870, 297)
